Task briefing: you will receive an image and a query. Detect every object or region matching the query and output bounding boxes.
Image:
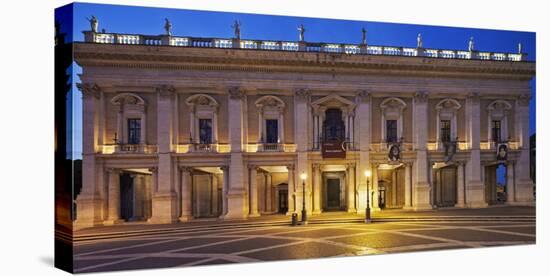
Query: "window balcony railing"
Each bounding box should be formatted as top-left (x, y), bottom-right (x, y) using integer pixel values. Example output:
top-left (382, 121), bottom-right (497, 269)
top-left (247, 143), bottom-right (297, 153)
top-left (175, 143), bottom-right (231, 153)
top-left (100, 144), bottom-right (158, 154)
top-left (83, 31), bottom-right (528, 62)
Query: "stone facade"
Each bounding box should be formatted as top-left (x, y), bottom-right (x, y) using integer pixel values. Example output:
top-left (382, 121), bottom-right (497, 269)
top-left (73, 38), bottom-right (535, 229)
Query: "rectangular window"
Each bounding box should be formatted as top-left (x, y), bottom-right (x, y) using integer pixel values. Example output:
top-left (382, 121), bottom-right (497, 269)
top-left (492, 120), bottom-right (502, 142)
top-left (440, 120), bottom-right (451, 142)
top-left (386, 120), bottom-right (398, 143)
top-left (266, 119), bottom-right (279, 144)
top-left (127, 118), bottom-right (141, 144)
top-left (199, 119), bottom-right (213, 144)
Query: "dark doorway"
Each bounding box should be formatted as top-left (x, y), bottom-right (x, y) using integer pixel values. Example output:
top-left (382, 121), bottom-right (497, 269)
top-left (326, 178), bottom-right (341, 210)
top-left (266, 119), bottom-right (279, 144)
top-left (434, 165), bottom-right (457, 207)
top-left (378, 184), bottom-right (386, 209)
top-left (278, 189), bottom-right (288, 214)
top-left (485, 164), bottom-right (507, 205)
top-left (120, 173), bottom-right (134, 221)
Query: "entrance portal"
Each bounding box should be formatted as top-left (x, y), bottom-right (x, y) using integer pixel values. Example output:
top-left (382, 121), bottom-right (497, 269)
top-left (323, 172), bottom-right (346, 211)
top-left (278, 184), bottom-right (288, 214)
top-left (434, 165), bottom-right (457, 207)
top-left (485, 164), bottom-right (507, 205)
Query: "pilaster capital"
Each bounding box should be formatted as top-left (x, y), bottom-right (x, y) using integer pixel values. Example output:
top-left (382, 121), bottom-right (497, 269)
top-left (156, 84), bottom-right (176, 99)
top-left (312, 163), bottom-right (321, 170)
top-left (78, 83), bottom-right (101, 99)
top-left (413, 90), bottom-right (428, 103)
top-left (346, 162), bottom-right (356, 169)
top-left (228, 86), bottom-right (246, 99)
top-left (180, 166), bottom-right (193, 173)
top-left (220, 165), bottom-right (229, 172)
top-left (467, 91), bottom-right (480, 101)
top-left (148, 167), bottom-right (158, 173)
top-left (517, 94), bottom-right (531, 106)
top-left (294, 88), bottom-right (310, 102)
top-left (286, 164), bottom-right (295, 171)
top-left (356, 90), bottom-right (371, 103)
top-left (248, 164), bottom-right (259, 171)
top-left (106, 167), bottom-right (120, 174)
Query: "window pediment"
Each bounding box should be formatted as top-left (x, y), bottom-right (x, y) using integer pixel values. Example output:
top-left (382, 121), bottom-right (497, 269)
top-left (111, 93), bottom-right (146, 106)
top-left (185, 94), bottom-right (219, 108)
top-left (255, 95), bottom-right (285, 113)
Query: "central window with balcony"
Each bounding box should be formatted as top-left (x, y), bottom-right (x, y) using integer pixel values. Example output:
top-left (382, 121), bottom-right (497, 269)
top-left (265, 119), bottom-right (279, 144)
top-left (492, 120), bottom-right (502, 143)
top-left (199, 118), bottom-right (213, 144)
top-left (127, 118), bottom-right (141, 144)
top-left (323, 108), bottom-right (345, 142)
top-left (386, 119), bottom-right (398, 143)
top-left (440, 120), bottom-right (451, 142)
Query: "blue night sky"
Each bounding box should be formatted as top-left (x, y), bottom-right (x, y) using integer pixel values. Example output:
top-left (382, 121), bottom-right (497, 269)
top-left (56, 2), bottom-right (536, 176)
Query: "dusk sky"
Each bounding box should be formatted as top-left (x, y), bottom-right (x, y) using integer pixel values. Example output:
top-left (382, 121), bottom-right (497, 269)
top-left (56, 2), bottom-right (536, 171)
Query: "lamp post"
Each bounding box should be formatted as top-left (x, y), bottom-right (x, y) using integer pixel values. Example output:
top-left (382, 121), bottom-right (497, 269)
top-left (364, 170), bottom-right (371, 223)
top-left (300, 172), bottom-right (307, 224)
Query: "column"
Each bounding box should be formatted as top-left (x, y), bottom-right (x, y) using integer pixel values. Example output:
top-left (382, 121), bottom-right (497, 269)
top-left (313, 164), bottom-right (321, 214)
top-left (116, 105), bottom-right (123, 143)
top-left (506, 161), bottom-right (516, 204)
top-left (249, 165), bottom-right (260, 217)
top-left (412, 91), bottom-right (432, 210)
top-left (455, 162), bottom-right (466, 207)
top-left (346, 163), bottom-right (356, 212)
top-left (287, 165), bottom-right (295, 214)
top-left (150, 85), bottom-right (178, 224)
top-left (179, 167), bottom-right (192, 221)
top-left (294, 89), bottom-right (310, 213)
top-left (514, 94), bottom-right (534, 204)
top-left (350, 115), bottom-right (355, 148)
top-left (279, 113), bottom-right (285, 144)
top-left (404, 163), bottom-right (412, 209)
top-left (223, 87), bottom-right (248, 220)
top-left (265, 173), bottom-right (272, 213)
top-left (105, 168), bottom-right (122, 224)
top-left (140, 108), bottom-right (146, 146)
top-left (465, 92), bottom-right (487, 207)
top-left (356, 90), bottom-right (371, 214)
top-left (75, 83), bottom-right (103, 229)
top-left (220, 166), bottom-right (229, 217)
top-left (371, 163), bottom-right (380, 211)
top-left (258, 112), bottom-right (263, 142)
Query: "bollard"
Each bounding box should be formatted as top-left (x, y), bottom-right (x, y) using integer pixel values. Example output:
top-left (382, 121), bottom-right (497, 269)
top-left (291, 213), bottom-right (298, 226)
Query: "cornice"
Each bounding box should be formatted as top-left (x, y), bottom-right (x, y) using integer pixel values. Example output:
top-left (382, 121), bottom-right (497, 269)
top-left (74, 43), bottom-right (536, 80)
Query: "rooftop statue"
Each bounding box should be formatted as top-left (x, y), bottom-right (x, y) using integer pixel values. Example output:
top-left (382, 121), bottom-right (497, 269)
top-left (86, 15), bottom-right (98, 33)
top-left (361, 27), bottom-right (367, 45)
top-left (417, 33), bottom-right (423, 48)
top-left (231, 20), bottom-right (241, 39)
top-left (518, 42), bottom-right (522, 54)
top-left (298, 24), bottom-right (306, 42)
top-left (468, 36), bottom-right (475, 51)
top-left (164, 18), bottom-right (172, 36)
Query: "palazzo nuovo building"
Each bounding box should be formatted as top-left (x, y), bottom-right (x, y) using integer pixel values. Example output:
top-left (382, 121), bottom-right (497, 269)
top-left (73, 26), bottom-right (535, 229)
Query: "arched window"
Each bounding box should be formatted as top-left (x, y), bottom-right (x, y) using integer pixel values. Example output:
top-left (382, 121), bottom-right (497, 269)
top-left (110, 93), bottom-right (147, 146)
top-left (185, 94), bottom-right (219, 145)
top-left (380, 97), bottom-right (407, 144)
top-left (435, 98), bottom-right (461, 150)
top-left (487, 100), bottom-right (512, 145)
top-left (255, 95), bottom-right (285, 146)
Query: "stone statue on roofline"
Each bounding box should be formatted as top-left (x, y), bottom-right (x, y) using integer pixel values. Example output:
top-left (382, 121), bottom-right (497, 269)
top-left (298, 24), bottom-right (306, 42)
top-left (361, 27), bottom-right (367, 45)
top-left (468, 36), bottom-right (475, 51)
top-left (518, 42), bottom-right (522, 54)
top-left (86, 15), bottom-right (98, 33)
top-left (164, 18), bottom-right (172, 36)
top-left (417, 33), bottom-right (423, 48)
top-left (231, 20), bottom-right (241, 40)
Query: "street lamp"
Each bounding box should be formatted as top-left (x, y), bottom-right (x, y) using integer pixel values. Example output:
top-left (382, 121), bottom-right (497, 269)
top-left (364, 170), bottom-right (372, 223)
top-left (300, 172), bottom-right (308, 224)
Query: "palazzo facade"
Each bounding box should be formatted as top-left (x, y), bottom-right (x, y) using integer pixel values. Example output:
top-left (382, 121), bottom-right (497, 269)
top-left (73, 30), bottom-right (535, 229)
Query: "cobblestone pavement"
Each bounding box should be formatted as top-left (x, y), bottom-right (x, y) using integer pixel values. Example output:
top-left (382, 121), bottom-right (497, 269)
top-left (72, 209), bottom-right (535, 273)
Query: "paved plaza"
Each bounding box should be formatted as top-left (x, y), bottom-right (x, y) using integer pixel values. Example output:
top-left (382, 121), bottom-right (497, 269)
top-left (68, 207), bottom-right (535, 273)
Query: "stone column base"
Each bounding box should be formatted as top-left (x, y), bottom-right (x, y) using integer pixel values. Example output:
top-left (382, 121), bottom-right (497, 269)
top-left (412, 204), bottom-right (433, 211)
top-left (103, 219), bottom-right (124, 226)
top-left (454, 203), bottom-right (467, 208)
top-left (222, 193), bottom-right (248, 220)
top-left (312, 210), bottom-right (322, 215)
top-left (178, 215), bottom-right (193, 222)
top-left (347, 208), bottom-right (357, 213)
top-left (248, 213), bottom-right (260, 218)
top-left (74, 195), bottom-right (103, 230)
top-left (149, 192), bottom-right (178, 224)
